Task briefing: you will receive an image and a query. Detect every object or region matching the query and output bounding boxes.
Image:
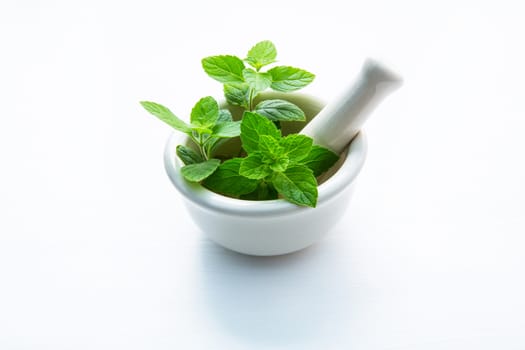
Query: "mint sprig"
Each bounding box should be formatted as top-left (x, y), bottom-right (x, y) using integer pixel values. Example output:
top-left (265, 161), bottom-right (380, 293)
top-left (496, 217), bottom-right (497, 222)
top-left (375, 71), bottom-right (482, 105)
top-left (141, 41), bottom-right (340, 207)
top-left (202, 40), bottom-right (315, 118)
top-left (202, 158), bottom-right (259, 197)
top-left (140, 96), bottom-right (240, 183)
top-left (254, 99), bottom-right (305, 122)
top-left (201, 55), bottom-right (245, 83)
top-left (204, 112), bottom-right (338, 207)
top-left (245, 40), bottom-right (277, 71)
top-left (139, 101), bottom-right (192, 134)
top-left (267, 66), bottom-right (315, 92)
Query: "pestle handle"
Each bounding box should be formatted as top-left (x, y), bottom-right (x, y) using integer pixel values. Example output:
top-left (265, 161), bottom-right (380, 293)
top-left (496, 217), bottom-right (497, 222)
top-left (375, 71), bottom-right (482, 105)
top-left (300, 59), bottom-right (402, 154)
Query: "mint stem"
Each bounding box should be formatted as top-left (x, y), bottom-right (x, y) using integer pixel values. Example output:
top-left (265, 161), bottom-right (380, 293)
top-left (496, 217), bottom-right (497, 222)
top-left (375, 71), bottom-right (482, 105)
top-left (196, 134), bottom-right (209, 160)
top-left (248, 88), bottom-right (255, 111)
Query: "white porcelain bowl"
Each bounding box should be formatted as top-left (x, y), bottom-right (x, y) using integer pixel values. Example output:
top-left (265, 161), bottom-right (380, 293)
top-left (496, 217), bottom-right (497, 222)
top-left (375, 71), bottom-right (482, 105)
top-left (164, 93), bottom-right (367, 256)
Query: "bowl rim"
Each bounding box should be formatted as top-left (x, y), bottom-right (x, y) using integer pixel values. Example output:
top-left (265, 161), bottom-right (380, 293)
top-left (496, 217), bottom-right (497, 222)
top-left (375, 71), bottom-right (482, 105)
top-left (164, 129), bottom-right (367, 217)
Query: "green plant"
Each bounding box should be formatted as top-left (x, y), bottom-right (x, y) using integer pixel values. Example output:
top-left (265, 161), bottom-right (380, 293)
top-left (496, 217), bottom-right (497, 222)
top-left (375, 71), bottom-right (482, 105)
top-left (202, 40), bottom-right (315, 121)
top-left (140, 41), bottom-right (339, 207)
top-left (204, 112), bottom-right (339, 206)
top-left (140, 96), bottom-right (239, 181)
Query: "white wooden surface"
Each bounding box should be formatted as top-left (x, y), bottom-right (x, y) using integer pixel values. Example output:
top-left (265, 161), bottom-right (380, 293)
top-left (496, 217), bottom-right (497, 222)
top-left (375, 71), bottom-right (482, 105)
top-left (1, 1), bottom-right (524, 349)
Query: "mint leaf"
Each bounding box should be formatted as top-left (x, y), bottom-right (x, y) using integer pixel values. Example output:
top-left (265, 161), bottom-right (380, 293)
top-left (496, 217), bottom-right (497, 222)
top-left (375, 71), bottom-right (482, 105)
top-left (240, 181), bottom-right (278, 201)
top-left (256, 135), bottom-right (290, 172)
top-left (206, 113), bottom-right (239, 157)
top-left (239, 152), bottom-right (272, 179)
top-left (258, 134), bottom-right (282, 158)
top-left (204, 158), bottom-right (259, 197)
top-left (301, 145), bottom-right (340, 177)
top-left (202, 55), bottom-right (245, 83)
top-left (254, 99), bottom-right (306, 121)
top-left (181, 159), bottom-right (220, 182)
top-left (212, 121), bottom-right (241, 138)
top-left (190, 96), bottom-right (219, 129)
top-left (176, 145), bottom-right (204, 165)
top-left (269, 157), bottom-right (289, 173)
top-left (239, 137), bottom-right (290, 177)
top-left (140, 101), bottom-right (192, 134)
top-left (279, 134), bottom-right (313, 162)
top-left (272, 165), bottom-right (318, 207)
top-left (224, 82), bottom-right (250, 108)
top-left (240, 112), bottom-right (281, 154)
top-left (243, 68), bottom-right (272, 93)
top-left (143, 41), bottom-right (321, 207)
top-left (268, 66), bottom-right (315, 92)
top-left (245, 40), bottom-right (277, 70)
top-left (218, 109), bottom-right (233, 122)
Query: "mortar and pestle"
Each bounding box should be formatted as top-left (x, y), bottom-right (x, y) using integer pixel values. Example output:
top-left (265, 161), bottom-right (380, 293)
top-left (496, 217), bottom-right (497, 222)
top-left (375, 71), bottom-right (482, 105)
top-left (164, 59), bottom-right (402, 256)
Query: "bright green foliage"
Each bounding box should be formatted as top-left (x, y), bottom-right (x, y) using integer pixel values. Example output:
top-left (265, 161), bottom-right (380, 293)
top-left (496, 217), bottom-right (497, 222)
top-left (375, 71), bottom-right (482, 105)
top-left (240, 112), bottom-right (282, 153)
top-left (279, 134), bottom-right (313, 161)
top-left (242, 68), bottom-right (272, 94)
top-left (223, 82), bottom-right (250, 109)
top-left (203, 158), bottom-right (259, 196)
top-left (233, 113), bottom-right (337, 207)
top-left (268, 66), bottom-right (316, 92)
top-left (254, 99), bottom-right (305, 121)
top-left (181, 159), bottom-right (221, 182)
top-left (202, 40), bottom-right (315, 117)
top-left (218, 109), bottom-right (233, 122)
top-left (140, 96), bottom-right (240, 182)
top-left (139, 101), bottom-right (192, 134)
top-left (190, 96), bottom-right (219, 130)
top-left (239, 153), bottom-right (272, 179)
top-left (272, 166), bottom-right (317, 207)
top-left (201, 55), bottom-right (245, 83)
top-left (212, 121), bottom-right (241, 138)
top-left (240, 181), bottom-right (279, 201)
top-left (258, 135), bottom-right (283, 158)
top-left (245, 40), bottom-right (277, 70)
top-left (141, 41), bottom-right (339, 207)
top-left (176, 145), bottom-right (204, 165)
top-left (301, 145), bottom-right (340, 177)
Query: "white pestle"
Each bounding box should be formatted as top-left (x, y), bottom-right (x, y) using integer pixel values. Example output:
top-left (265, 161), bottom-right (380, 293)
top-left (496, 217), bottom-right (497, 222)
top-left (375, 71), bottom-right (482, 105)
top-left (300, 59), bottom-right (403, 154)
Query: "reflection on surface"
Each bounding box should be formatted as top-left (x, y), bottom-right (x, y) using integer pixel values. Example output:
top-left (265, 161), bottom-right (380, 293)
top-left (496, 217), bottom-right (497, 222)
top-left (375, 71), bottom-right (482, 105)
top-left (198, 237), bottom-right (359, 347)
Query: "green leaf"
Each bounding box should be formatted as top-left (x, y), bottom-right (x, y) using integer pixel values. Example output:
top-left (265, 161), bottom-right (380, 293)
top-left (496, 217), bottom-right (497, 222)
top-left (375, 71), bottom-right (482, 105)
top-left (272, 165), bottom-right (318, 207)
top-left (212, 121), bottom-right (241, 138)
top-left (223, 82), bottom-right (250, 108)
top-left (203, 158), bottom-right (259, 197)
top-left (254, 99), bottom-right (306, 121)
top-left (181, 159), bottom-right (221, 182)
top-left (176, 145), bottom-right (204, 165)
top-left (140, 101), bottom-right (192, 134)
top-left (243, 68), bottom-right (272, 93)
top-left (245, 40), bottom-right (277, 70)
top-left (258, 135), bottom-right (282, 158)
top-left (191, 126), bottom-right (213, 135)
top-left (268, 66), bottom-right (315, 92)
top-left (239, 152), bottom-right (272, 179)
top-left (301, 145), bottom-right (340, 176)
top-left (279, 134), bottom-right (313, 162)
top-left (240, 181), bottom-right (278, 201)
top-left (190, 96), bottom-right (219, 129)
top-left (204, 137), bottom-right (222, 155)
top-left (269, 157), bottom-right (289, 173)
top-left (218, 109), bottom-right (233, 122)
top-left (240, 112), bottom-right (281, 154)
top-left (254, 135), bottom-right (289, 172)
top-left (202, 55), bottom-right (245, 83)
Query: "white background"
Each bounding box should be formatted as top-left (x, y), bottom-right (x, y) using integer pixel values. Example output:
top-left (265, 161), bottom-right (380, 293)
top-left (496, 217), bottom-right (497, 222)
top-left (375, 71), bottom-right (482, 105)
top-left (1, 0), bottom-right (524, 349)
